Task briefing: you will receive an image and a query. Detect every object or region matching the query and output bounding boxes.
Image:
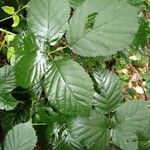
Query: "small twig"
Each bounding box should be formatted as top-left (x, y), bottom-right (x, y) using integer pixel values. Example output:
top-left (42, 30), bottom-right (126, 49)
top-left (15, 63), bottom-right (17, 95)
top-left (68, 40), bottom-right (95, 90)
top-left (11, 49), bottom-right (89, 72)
top-left (0, 5), bottom-right (28, 23)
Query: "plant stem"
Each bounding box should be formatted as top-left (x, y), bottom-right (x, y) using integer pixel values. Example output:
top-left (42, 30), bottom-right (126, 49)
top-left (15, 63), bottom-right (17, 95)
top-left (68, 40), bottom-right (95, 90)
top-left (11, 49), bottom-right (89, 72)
top-left (0, 28), bottom-right (16, 35)
top-left (0, 40), bottom-right (5, 51)
top-left (49, 45), bottom-right (68, 55)
top-left (29, 98), bottom-right (35, 121)
top-left (0, 5), bottom-right (28, 23)
top-left (32, 123), bottom-right (47, 126)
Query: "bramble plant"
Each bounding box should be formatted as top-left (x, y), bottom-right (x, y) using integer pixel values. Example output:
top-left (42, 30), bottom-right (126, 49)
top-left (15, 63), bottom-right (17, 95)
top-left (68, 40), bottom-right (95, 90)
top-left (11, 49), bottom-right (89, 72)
top-left (0, 0), bottom-right (150, 149)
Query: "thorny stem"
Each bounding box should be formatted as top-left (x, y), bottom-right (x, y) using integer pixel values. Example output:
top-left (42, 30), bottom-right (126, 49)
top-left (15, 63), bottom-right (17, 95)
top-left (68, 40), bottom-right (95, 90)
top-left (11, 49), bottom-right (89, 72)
top-left (0, 5), bottom-right (28, 23)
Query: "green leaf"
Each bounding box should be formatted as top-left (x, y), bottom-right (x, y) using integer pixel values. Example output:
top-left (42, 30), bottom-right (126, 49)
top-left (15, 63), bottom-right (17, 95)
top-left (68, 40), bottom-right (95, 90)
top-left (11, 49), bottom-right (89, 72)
top-left (0, 65), bottom-right (16, 93)
top-left (139, 141), bottom-right (150, 150)
top-left (4, 34), bottom-right (15, 44)
top-left (4, 122), bottom-right (37, 150)
top-left (93, 69), bottom-right (123, 113)
top-left (12, 15), bottom-right (20, 27)
top-left (69, 0), bottom-right (85, 9)
top-left (34, 105), bottom-right (58, 125)
top-left (132, 19), bottom-right (149, 49)
top-left (12, 31), bottom-right (38, 56)
top-left (111, 129), bottom-right (138, 150)
top-left (54, 129), bottom-right (84, 150)
top-left (71, 112), bottom-right (110, 149)
top-left (1, 6), bottom-right (15, 15)
top-left (0, 94), bottom-right (18, 111)
top-left (43, 57), bottom-right (94, 115)
top-left (128, 0), bottom-right (144, 6)
top-left (113, 101), bottom-right (150, 133)
top-left (15, 51), bottom-right (48, 88)
top-left (67, 0), bottom-right (138, 57)
top-left (112, 101), bottom-right (150, 150)
top-left (27, 0), bottom-right (70, 42)
top-left (141, 117), bottom-right (150, 140)
top-left (13, 32), bottom-right (48, 88)
top-left (7, 47), bottom-right (15, 61)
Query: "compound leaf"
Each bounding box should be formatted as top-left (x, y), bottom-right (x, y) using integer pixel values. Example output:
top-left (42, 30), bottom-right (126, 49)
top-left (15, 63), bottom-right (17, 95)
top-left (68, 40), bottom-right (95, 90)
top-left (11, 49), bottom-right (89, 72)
top-left (67, 0), bottom-right (138, 57)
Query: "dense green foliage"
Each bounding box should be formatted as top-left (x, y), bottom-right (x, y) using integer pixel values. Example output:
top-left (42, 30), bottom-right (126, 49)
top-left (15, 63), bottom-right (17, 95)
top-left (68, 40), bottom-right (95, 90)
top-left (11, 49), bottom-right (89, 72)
top-left (0, 0), bottom-right (150, 149)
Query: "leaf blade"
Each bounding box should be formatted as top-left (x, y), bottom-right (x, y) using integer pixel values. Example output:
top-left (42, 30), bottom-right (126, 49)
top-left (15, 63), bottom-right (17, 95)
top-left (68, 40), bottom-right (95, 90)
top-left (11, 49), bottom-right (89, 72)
top-left (27, 0), bottom-right (70, 42)
top-left (71, 112), bottom-right (110, 149)
top-left (93, 69), bottom-right (123, 113)
top-left (112, 101), bottom-right (150, 150)
top-left (0, 65), bottom-right (16, 93)
top-left (4, 122), bottom-right (37, 150)
top-left (2, 6), bottom-right (15, 15)
top-left (43, 57), bottom-right (94, 115)
top-left (67, 0), bottom-right (138, 57)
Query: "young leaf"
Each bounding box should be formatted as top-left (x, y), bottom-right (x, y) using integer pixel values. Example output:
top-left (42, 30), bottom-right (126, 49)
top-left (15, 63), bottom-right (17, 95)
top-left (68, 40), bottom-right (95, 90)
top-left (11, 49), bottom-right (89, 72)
top-left (1, 6), bottom-right (15, 15)
top-left (4, 35), bottom-right (15, 44)
top-left (12, 15), bottom-right (20, 27)
top-left (112, 101), bottom-right (150, 150)
top-left (67, 0), bottom-right (138, 57)
top-left (0, 65), bottom-right (16, 93)
top-left (0, 94), bottom-right (18, 111)
top-left (43, 57), bottom-right (94, 115)
top-left (93, 69), bottom-right (123, 113)
top-left (4, 122), bottom-right (37, 150)
top-left (7, 47), bottom-right (15, 61)
top-left (71, 112), bottom-right (110, 149)
top-left (27, 0), bottom-right (70, 42)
